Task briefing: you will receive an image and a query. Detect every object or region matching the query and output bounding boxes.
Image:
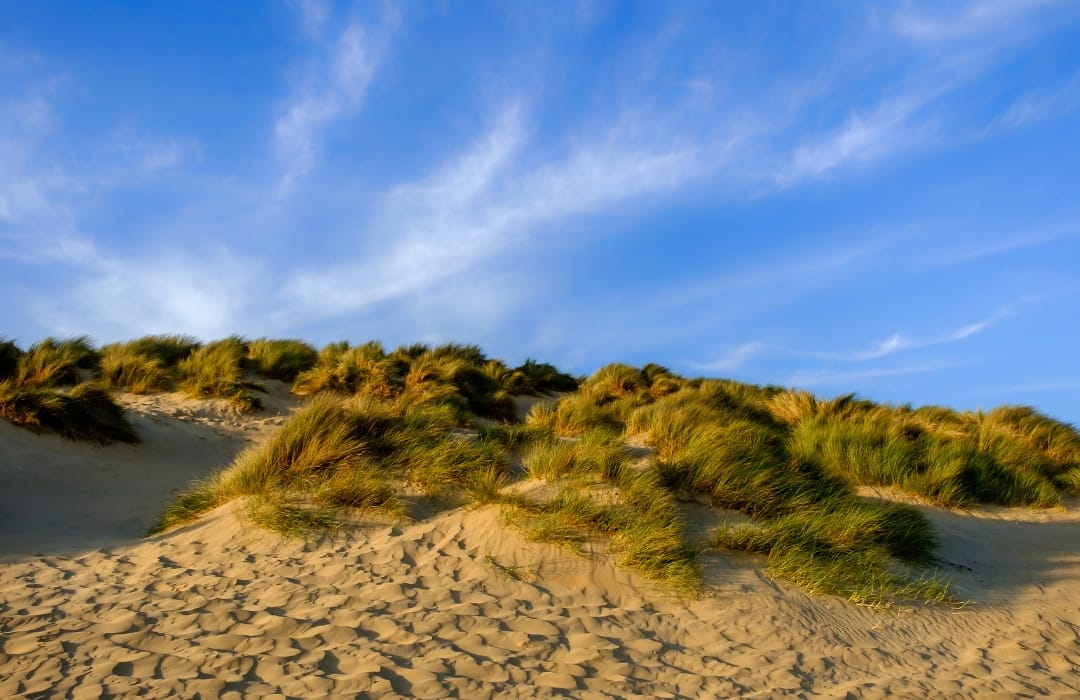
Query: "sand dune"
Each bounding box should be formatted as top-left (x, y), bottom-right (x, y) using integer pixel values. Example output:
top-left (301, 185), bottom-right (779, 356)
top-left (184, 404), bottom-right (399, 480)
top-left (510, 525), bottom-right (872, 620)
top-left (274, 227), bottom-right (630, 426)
top-left (2, 394), bottom-right (1080, 697)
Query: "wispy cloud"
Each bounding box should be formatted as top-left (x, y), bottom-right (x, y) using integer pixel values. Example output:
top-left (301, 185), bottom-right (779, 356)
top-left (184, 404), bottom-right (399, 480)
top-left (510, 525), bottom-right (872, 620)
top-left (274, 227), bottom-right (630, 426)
top-left (784, 362), bottom-right (955, 389)
top-left (805, 305), bottom-right (1019, 362)
top-left (657, 237), bottom-right (889, 313)
top-left (890, 0), bottom-right (1069, 43)
top-left (988, 69), bottom-right (1080, 130)
top-left (280, 102), bottom-right (710, 326)
top-left (996, 380), bottom-right (1080, 393)
top-left (34, 243), bottom-right (266, 341)
top-left (779, 95), bottom-right (935, 183)
top-left (928, 228), bottom-right (1080, 267)
top-left (689, 305), bottom-right (1018, 381)
top-left (689, 342), bottom-right (768, 373)
top-left (273, 10), bottom-right (394, 191)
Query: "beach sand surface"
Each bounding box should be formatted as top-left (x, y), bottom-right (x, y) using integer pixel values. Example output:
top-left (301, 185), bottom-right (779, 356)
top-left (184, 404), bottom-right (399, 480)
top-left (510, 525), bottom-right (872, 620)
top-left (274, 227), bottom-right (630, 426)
top-left (2, 391), bottom-right (1080, 698)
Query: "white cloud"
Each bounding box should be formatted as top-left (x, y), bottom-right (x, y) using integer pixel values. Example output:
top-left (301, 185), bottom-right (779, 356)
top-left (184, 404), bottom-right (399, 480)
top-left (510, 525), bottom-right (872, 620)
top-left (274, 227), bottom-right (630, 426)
top-left (292, 0), bottom-right (331, 38)
top-left (988, 70), bottom-right (1080, 130)
top-left (37, 245), bottom-right (265, 341)
top-left (656, 238), bottom-right (887, 313)
top-left (779, 93), bottom-right (936, 184)
top-left (784, 362), bottom-right (953, 388)
top-left (273, 13), bottom-right (391, 191)
top-left (280, 102), bottom-right (709, 326)
top-left (805, 305), bottom-right (1018, 362)
top-left (690, 342), bottom-right (768, 373)
top-left (891, 0), bottom-right (1068, 42)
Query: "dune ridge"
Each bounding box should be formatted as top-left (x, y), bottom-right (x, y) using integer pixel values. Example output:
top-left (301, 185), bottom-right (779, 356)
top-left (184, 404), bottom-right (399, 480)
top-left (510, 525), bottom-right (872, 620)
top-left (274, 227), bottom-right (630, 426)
top-left (2, 392), bottom-right (1080, 697)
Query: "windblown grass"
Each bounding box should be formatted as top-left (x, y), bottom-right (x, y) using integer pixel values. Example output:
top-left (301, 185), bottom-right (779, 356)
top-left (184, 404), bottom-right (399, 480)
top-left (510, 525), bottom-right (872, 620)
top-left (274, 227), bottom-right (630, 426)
top-left (714, 501), bottom-right (949, 606)
top-left (293, 341), bottom-right (533, 421)
top-left (177, 337), bottom-right (263, 412)
top-left (99, 344), bottom-right (172, 394)
top-left (623, 381), bottom-right (936, 603)
top-left (155, 394), bottom-right (505, 535)
top-left (144, 347), bottom-right (1079, 604)
top-left (0, 380), bottom-right (139, 444)
top-left (15, 336), bottom-right (100, 388)
top-left (506, 426), bottom-right (701, 593)
top-left (787, 404), bottom-right (1069, 508)
top-left (0, 338), bottom-right (23, 380)
top-left (246, 338), bottom-right (318, 381)
top-left (293, 341), bottom-right (398, 398)
top-left (120, 335), bottom-right (200, 367)
top-left (501, 359), bottom-right (579, 395)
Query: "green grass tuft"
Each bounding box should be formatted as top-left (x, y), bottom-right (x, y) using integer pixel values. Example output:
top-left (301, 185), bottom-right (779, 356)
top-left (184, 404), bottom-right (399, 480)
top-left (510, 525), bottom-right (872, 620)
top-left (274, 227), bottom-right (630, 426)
top-left (0, 380), bottom-right (139, 444)
top-left (177, 338), bottom-right (263, 412)
top-left (15, 336), bottom-right (100, 388)
top-left (120, 335), bottom-right (200, 367)
top-left (246, 338), bottom-right (318, 381)
top-left (99, 344), bottom-right (172, 394)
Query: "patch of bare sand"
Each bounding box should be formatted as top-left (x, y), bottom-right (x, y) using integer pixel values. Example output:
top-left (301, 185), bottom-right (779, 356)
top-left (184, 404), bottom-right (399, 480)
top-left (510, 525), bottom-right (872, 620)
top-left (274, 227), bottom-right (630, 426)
top-left (2, 399), bottom-right (1080, 697)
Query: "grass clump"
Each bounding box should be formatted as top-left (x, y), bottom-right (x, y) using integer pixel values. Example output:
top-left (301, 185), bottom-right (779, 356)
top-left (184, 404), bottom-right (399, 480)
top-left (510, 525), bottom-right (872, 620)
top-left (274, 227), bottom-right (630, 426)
top-left (714, 501), bottom-right (949, 607)
top-left (0, 338), bottom-right (23, 380)
top-left (501, 359), bottom-right (579, 395)
top-left (15, 336), bottom-right (100, 388)
top-left (0, 380), bottom-right (139, 444)
top-left (627, 381), bottom-right (943, 604)
top-left (99, 344), bottom-right (172, 394)
top-left (787, 404), bottom-right (1070, 508)
top-left (506, 426), bottom-right (701, 593)
top-left (293, 341), bottom-right (545, 422)
top-left (120, 335), bottom-right (200, 367)
top-left (177, 337), bottom-right (263, 412)
top-left (293, 341), bottom-right (398, 398)
top-left (155, 393), bottom-right (508, 535)
top-left (246, 338), bottom-right (318, 381)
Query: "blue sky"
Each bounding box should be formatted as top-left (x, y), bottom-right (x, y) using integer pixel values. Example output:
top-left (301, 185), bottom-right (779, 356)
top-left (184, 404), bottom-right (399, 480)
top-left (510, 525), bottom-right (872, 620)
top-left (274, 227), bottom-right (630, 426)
top-left (2, 1), bottom-right (1079, 424)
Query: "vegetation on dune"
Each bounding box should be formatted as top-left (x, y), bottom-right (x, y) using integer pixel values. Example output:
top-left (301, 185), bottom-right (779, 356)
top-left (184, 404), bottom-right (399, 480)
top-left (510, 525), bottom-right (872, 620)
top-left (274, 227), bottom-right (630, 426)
top-left (292, 340), bottom-right (577, 422)
top-left (245, 338), bottom-right (318, 381)
top-left (119, 334), bottom-right (200, 367)
top-left (0, 380), bottom-right (139, 444)
top-left (97, 334), bottom-right (200, 393)
top-left (0, 338), bottom-right (23, 380)
top-left (7, 332), bottom-right (1076, 604)
top-left (14, 336), bottom-right (100, 389)
top-left (509, 427), bottom-right (701, 592)
top-left (156, 350), bottom-right (1080, 603)
top-left (177, 337), bottom-right (264, 412)
top-left (0, 337), bottom-right (138, 443)
top-left (99, 344), bottom-right (173, 394)
top-left (154, 394), bottom-right (507, 534)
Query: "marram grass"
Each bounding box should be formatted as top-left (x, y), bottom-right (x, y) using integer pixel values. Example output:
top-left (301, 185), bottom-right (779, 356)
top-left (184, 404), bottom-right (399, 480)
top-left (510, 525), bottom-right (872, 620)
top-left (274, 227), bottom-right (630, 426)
top-left (5, 334), bottom-right (1073, 604)
top-left (149, 353), bottom-right (1079, 602)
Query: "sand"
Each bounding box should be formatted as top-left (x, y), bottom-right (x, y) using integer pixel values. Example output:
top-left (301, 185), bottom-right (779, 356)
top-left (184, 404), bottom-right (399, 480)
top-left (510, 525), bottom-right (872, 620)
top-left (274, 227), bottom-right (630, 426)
top-left (2, 391), bottom-right (1080, 698)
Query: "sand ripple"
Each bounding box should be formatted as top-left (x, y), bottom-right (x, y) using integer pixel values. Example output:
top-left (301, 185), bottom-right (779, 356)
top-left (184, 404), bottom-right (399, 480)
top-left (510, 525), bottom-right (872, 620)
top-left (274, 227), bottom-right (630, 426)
top-left (2, 502), bottom-right (1080, 698)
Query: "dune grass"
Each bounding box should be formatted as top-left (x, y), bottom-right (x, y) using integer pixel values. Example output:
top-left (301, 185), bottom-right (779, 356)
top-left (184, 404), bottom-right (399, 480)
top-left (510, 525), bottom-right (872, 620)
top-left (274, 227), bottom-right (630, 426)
top-left (0, 338), bottom-right (23, 380)
top-left (138, 344), bottom-right (1080, 602)
top-left (246, 338), bottom-right (318, 381)
top-left (99, 344), bottom-right (173, 394)
top-left (506, 427), bottom-right (701, 593)
top-left (0, 380), bottom-right (139, 444)
top-left (14, 336), bottom-right (100, 388)
top-left (154, 394), bottom-right (507, 535)
top-left (292, 341), bottom-right (559, 422)
top-left (120, 335), bottom-right (200, 366)
top-left (177, 337), bottom-right (264, 412)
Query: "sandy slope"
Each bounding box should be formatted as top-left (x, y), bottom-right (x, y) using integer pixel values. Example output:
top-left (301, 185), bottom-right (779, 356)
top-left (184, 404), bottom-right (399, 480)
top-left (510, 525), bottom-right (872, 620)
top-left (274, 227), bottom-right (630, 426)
top-left (2, 394), bottom-right (1080, 698)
